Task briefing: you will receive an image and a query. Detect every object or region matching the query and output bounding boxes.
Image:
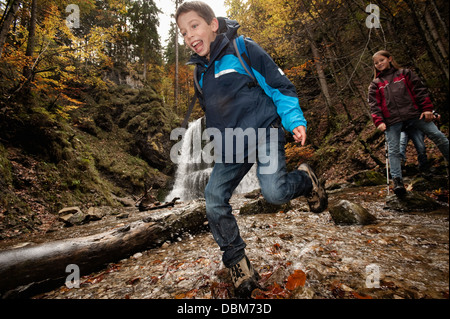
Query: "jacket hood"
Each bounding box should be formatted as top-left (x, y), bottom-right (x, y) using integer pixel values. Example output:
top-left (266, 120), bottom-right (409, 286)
top-left (217, 17), bottom-right (240, 39)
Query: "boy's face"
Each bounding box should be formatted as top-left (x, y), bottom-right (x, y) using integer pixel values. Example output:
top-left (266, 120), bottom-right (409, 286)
top-left (177, 11), bottom-right (219, 60)
top-left (373, 54), bottom-right (392, 72)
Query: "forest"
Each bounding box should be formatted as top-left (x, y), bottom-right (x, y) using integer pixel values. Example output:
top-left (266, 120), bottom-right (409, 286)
top-left (0, 0), bottom-right (448, 300)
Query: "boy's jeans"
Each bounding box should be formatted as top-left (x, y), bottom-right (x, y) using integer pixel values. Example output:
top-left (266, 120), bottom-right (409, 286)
top-left (386, 117), bottom-right (449, 179)
top-left (204, 126), bottom-right (312, 268)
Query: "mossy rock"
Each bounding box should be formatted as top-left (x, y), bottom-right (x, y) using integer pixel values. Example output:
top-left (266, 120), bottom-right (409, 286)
top-left (239, 198), bottom-right (291, 215)
top-left (384, 191), bottom-right (442, 212)
top-left (348, 170), bottom-right (386, 186)
top-left (329, 200), bottom-right (377, 225)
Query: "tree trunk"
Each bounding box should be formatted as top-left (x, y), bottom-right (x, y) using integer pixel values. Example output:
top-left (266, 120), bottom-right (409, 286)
top-left (143, 58), bottom-right (147, 81)
top-left (175, 0), bottom-right (180, 115)
top-left (0, 202), bottom-right (207, 298)
top-left (0, 0), bottom-right (20, 59)
top-left (310, 41), bottom-right (332, 110)
top-left (423, 6), bottom-right (448, 63)
top-left (22, 0), bottom-right (37, 80)
top-left (404, 0), bottom-right (449, 80)
top-left (429, 0), bottom-right (448, 39)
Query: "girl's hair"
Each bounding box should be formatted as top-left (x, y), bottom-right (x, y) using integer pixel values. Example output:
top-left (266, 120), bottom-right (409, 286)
top-left (372, 50), bottom-right (401, 79)
top-left (175, 1), bottom-right (216, 25)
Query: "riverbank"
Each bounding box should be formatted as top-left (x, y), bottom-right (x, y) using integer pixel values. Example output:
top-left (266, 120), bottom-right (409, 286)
top-left (29, 185), bottom-right (448, 299)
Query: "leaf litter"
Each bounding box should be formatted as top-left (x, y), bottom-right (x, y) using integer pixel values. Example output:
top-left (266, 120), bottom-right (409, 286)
top-left (34, 186), bottom-right (448, 299)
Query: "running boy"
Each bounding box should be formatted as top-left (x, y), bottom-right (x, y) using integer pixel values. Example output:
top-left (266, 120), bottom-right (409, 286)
top-left (176, 1), bottom-right (327, 298)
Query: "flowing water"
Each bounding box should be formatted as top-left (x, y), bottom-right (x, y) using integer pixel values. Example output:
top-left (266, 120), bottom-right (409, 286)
top-left (165, 118), bottom-right (259, 202)
top-left (35, 185), bottom-right (449, 300)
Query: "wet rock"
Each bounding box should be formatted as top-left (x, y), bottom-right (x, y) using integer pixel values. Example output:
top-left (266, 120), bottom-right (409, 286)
top-left (410, 175), bottom-right (448, 191)
top-left (116, 213), bottom-right (129, 219)
top-left (347, 170), bottom-right (385, 186)
top-left (279, 233), bottom-right (294, 241)
top-left (329, 200), bottom-right (377, 225)
top-left (58, 206), bottom-right (82, 216)
top-left (306, 268), bottom-right (324, 281)
top-left (114, 196), bottom-right (135, 207)
top-left (384, 191), bottom-right (441, 212)
top-left (239, 198), bottom-right (291, 215)
top-left (58, 206), bottom-right (87, 226)
top-left (244, 188), bottom-right (261, 199)
top-left (86, 207), bottom-right (105, 221)
top-left (410, 177), bottom-right (431, 191)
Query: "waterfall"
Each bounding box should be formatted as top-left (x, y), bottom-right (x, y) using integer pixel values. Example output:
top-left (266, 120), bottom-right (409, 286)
top-left (165, 118), bottom-right (260, 202)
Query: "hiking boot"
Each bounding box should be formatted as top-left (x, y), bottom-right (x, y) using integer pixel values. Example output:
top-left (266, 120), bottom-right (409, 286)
top-left (229, 255), bottom-right (260, 298)
top-left (298, 163), bottom-right (328, 213)
top-left (393, 177), bottom-right (406, 197)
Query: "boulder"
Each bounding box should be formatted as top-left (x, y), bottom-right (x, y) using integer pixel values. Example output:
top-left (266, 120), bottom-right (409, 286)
top-left (347, 170), bottom-right (386, 186)
top-left (58, 207), bottom-right (87, 226)
top-left (384, 191), bottom-right (441, 212)
top-left (239, 198), bottom-right (291, 215)
top-left (86, 207), bottom-right (106, 221)
top-left (329, 200), bottom-right (377, 225)
top-left (410, 177), bottom-right (431, 191)
top-left (244, 188), bottom-right (262, 199)
top-left (410, 175), bottom-right (448, 191)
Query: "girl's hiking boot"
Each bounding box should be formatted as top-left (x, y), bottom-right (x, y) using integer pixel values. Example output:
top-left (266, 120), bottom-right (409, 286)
top-left (229, 255), bottom-right (260, 298)
top-left (393, 177), bottom-right (406, 197)
top-left (298, 163), bottom-right (328, 213)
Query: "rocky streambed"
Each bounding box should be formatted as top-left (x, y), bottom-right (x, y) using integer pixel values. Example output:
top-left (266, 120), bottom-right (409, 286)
top-left (23, 185), bottom-right (448, 300)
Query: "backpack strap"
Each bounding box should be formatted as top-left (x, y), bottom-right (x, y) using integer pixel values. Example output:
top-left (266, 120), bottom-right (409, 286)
top-left (193, 65), bottom-right (203, 95)
top-left (192, 36), bottom-right (255, 95)
top-left (233, 35), bottom-right (256, 82)
top-left (184, 36), bottom-right (256, 127)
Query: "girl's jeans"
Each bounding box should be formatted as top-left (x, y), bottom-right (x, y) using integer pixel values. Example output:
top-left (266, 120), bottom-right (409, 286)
top-left (386, 117), bottom-right (449, 179)
top-left (204, 126), bottom-right (312, 268)
top-left (399, 129), bottom-right (428, 171)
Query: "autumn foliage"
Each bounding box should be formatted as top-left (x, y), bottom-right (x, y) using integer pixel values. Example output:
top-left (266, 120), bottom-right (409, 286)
top-left (285, 143), bottom-right (315, 170)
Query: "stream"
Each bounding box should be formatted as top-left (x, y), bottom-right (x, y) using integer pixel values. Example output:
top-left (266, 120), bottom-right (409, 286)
top-left (31, 185), bottom-right (448, 299)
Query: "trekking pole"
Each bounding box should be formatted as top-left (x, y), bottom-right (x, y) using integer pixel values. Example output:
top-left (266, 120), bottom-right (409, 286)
top-left (384, 133), bottom-right (390, 195)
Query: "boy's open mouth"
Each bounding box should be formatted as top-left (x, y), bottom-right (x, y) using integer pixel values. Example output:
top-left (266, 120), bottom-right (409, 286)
top-left (192, 40), bottom-right (203, 52)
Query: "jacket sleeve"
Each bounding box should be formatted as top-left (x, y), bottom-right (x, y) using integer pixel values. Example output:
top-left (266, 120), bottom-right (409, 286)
top-left (368, 81), bottom-right (385, 128)
top-left (244, 38), bottom-right (307, 133)
top-left (404, 69), bottom-right (433, 113)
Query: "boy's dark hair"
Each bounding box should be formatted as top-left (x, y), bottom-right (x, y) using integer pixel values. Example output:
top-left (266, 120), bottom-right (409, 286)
top-left (175, 1), bottom-right (216, 24)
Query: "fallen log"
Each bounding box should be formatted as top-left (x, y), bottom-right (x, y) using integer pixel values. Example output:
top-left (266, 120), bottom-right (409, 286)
top-left (0, 201), bottom-right (207, 298)
top-left (139, 197), bottom-right (180, 212)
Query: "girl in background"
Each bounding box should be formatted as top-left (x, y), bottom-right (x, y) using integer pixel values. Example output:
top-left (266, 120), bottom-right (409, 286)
top-left (368, 50), bottom-right (449, 196)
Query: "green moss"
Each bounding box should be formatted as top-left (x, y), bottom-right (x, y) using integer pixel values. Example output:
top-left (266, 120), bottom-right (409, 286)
top-left (351, 170), bottom-right (386, 186)
top-left (0, 143), bottom-right (12, 185)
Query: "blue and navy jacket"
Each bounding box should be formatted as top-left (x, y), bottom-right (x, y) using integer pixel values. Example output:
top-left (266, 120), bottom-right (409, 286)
top-left (188, 18), bottom-right (306, 157)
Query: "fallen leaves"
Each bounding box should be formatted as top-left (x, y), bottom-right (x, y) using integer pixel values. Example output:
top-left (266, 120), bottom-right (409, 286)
top-left (267, 243), bottom-right (282, 254)
top-left (285, 269), bottom-right (306, 290)
top-left (252, 283), bottom-right (291, 299)
top-left (252, 269), bottom-right (307, 299)
top-left (211, 282), bottom-right (232, 299)
top-left (175, 288), bottom-right (199, 299)
top-left (330, 281), bottom-right (372, 299)
top-left (81, 263), bottom-right (121, 285)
